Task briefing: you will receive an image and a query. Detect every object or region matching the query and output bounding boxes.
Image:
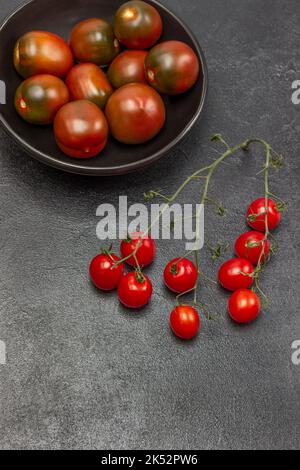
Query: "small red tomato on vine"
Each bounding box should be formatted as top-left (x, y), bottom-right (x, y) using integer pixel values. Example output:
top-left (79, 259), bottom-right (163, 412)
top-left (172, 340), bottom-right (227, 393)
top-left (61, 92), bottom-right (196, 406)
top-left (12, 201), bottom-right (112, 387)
top-left (246, 198), bottom-right (281, 232)
top-left (89, 252), bottom-right (124, 291)
top-left (170, 305), bottom-right (200, 340)
top-left (120, 232), bottom-right (156, 267)
top-left (228, 289), bottom-right (261, 324)
top-left (118, 271), bottom-right (153, 309)
top-left (164, 258), bottom-right (198, 294)
top-left (235, 231), bottom-right (270, 265)
top-left (218, 258), bottom-right (254, 291)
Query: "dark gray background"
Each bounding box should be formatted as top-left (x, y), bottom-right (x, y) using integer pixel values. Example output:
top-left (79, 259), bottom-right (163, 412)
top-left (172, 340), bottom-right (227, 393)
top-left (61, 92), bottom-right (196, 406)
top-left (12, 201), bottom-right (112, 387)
top-left (0, 0), bottom-right (299, 450)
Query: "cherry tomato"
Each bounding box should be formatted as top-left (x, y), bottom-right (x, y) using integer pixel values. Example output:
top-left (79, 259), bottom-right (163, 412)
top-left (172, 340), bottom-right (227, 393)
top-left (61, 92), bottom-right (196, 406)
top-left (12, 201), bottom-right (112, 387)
top-left (218, 258), bottom-right (254, 291)
top-left (246, 198), bottom-right (281, 232)
top-left (170, 306), bottom-right (200, 340)
top-left (235, 231), bottom-right (270, 265)
top-left (14, 31), bottom-right (73, 79)
top-left (118, 272), bottom-right (153, 309)
top-left (164, 258), bottom-right (197, 294)
top-left (66, 63), bottom-right (113, 110)
top-left (54, 100), bottom-right (109, 159)
top-left (228, 289), bottom-right (261, 324)
top-left (89, 253), bottom-right (124, 291)
top-left (105, 83), bottom-right (165, 144)
top-left (114, 1), bottom-right (163, 49)
top-left (120, 232), bottom-right (156, 267)
top-left (15, 75), bottom-right (69, 125)
top-left (70, 18), bottom-right (120, 66)
top-left (107, 50), bottom-right (148, 88)
top-left (145, 40), bottom-right (200, 95)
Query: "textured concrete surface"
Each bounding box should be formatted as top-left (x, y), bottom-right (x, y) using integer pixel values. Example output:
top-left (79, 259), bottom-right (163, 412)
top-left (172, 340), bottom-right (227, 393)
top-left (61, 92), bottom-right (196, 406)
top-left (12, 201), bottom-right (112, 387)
top-left (0, 0), bottom-right (299, 450)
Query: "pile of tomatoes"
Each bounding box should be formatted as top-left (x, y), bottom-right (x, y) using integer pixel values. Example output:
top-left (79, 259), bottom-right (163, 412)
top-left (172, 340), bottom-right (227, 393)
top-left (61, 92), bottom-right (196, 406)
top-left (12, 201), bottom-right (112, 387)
top-left (13, 0), bottom-right (200, 158)
top-left (89, 196), bottom-right (282, 341)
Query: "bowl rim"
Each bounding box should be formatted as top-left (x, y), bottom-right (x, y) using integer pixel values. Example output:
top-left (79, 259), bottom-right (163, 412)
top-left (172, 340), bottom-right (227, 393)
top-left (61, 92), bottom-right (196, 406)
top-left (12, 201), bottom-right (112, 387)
top-left (0, 0), bottom-right (208, 176)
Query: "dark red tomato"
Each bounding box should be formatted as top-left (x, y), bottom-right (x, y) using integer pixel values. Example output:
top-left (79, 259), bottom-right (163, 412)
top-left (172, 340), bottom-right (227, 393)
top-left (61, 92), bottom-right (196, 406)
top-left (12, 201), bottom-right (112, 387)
top-left (235, 231), bottom-right (270, 265)
top-left (89, 253), bottom-right (124, 291)
top-left (14, 31), bottom-right (73, 79)
top-left (145, 40), bottom-right (200, 95)
top-left (114, 1), bottom-right (163, 49)
top-left (54, 100), bottom-right (109, 159)
top-left (70, 18), bottom-right (120, 66)
top-left (228, 289), bottom-right (261, 324)
top-left (218, 258), bottom-right (254, 291)
top-left (118, 272), bottom-right (153, 309)
top-left (107, 50), bottom-right (148, 88)
top-left (170, 306), bottom-right (200, 340)
top-left (105, 83), bottom-right (165, 144)
top-left (246, 198), bottom-right (281, 232)
top-left (66, 63), bottom-right (113, 110)
top-left (15, 75), bottom-right (69, 125)
top-left (164, 258), bottom-right (198, 294)
top-left (120, 232), bottom-right (156, 267)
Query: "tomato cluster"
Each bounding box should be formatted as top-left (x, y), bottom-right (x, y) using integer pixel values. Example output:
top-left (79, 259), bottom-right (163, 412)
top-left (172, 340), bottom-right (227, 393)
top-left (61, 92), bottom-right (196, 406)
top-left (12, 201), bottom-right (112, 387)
top-left (89, 233), bottom-right (155, 309)
top-left (218, 197), bottom-right (281, 324)
top-left (89, 235), bottom-right (200, 341)
top-left (13, 1), bottom-right (200, 158)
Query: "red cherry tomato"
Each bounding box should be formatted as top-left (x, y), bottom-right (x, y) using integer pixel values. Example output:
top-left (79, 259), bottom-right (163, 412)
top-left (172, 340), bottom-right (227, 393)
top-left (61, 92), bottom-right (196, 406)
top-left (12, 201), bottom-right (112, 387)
top-left (105, 83), bottom-right (166, 144)
top-left (54, 100), bottom-right (109, 159)
top-left (235, 231), bottom-right (270, 265)
top-left (246, 198), bottom-right (281, 232)
top-left (218, 258), bottom-right (254, 291)
top-left (89, 253), bottom-right (124, 291)
top-left (114, 1), bottom-right (163, 49)
top-left (118, 272), bottom-right (153, 309)
top-left (14, 31), bottom-right (73, 79)
top-left (170, 306), bottom-right (200, 340)
top-left (107, 50), bottom-right (148, 88)
top-left (228, 289), bottom-right (261, 324)
top-left (15, 74), bottom-right (69, 125)
top-left (145, 41), bottom-right (200, 95)
top-left (120, 232), bottom-right (156, 267)
top-left (66, 63), bottom-right (113, 109)
top-left (164, 258), bottom-right (198, 294)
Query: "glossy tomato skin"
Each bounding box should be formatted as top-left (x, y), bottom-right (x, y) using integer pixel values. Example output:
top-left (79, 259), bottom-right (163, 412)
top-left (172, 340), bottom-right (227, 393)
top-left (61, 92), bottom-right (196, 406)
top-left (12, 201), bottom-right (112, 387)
top-left (118, 272), bottom-right (153, 309)
top-left (54, 100), bottom-right (109, 159)
top-left (218, 258), bottom-right (254, 291)
top-left (170, 306), bottom-right (200, 340)
top-left (145, 40), bottom-right (200, 95)
top-left (114, 1), bottom-right (163, 49)
top-left (107, 50), bottom-right (148, 88)
top-left (89, 253), bottom-right (124, 291)
top-left (228, 289), bottom-right (261, 324)
top-left (246, 198), bottom-right (281, 232)
top-left (120, 232), bottom-right (156, 267)
top-left (164, 258), bottom-right (198, 294)
top-left (105, 83), bottom-right (165, 144)
top-left (15, 75), bottom-right (69, 125)
top-left (235, 231), bottom-right (270, 265)
top-left (66, 63), bottom-right (113, 110)
top-left (70, 19), bottom-right (120, 66)
top-left (14, 31), bottom-right (73, 79)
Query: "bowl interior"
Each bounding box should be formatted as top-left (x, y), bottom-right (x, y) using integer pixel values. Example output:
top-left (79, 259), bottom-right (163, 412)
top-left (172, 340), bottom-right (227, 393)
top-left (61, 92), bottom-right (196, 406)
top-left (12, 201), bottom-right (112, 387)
top-left (0, 0), bottom-right (207, 175)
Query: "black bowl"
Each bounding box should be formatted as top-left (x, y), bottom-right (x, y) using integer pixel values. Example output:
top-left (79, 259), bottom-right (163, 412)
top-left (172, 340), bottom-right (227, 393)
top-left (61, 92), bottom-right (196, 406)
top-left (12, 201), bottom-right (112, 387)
top-left (0, 0), bottom-right (208, 175)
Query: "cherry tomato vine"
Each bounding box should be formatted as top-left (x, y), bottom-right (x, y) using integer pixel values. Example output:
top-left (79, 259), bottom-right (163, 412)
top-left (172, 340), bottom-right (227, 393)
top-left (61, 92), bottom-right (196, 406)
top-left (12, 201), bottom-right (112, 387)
top-left (91, 134), bottom-right (286, 338)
